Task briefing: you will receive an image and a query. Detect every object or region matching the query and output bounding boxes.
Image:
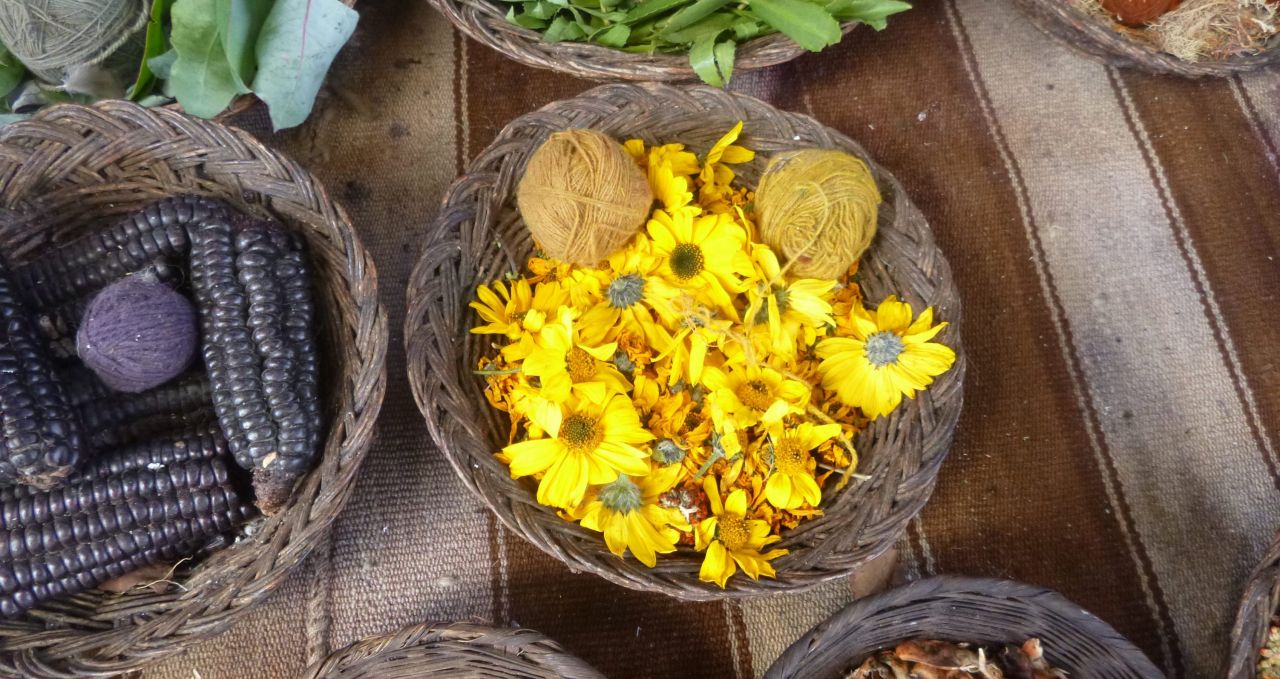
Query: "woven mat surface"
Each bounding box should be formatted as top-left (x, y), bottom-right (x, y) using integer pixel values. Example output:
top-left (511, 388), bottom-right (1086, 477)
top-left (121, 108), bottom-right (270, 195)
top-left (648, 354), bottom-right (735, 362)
top-left (143, 0), bottom-right (1280, 677)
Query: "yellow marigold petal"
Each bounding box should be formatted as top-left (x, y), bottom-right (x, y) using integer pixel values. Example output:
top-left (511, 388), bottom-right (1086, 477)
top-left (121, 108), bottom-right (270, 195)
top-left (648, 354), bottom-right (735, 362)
top-left (795, 473), bottom-right (822, 507)
top-left (719, 145), bottom-right (755, 165)
top-left (875, 296), bottom-right (914, 333)
top-left (725, 489), bottom-right (748, 516)
top-left (594, 442), bottom-right (651, 477)
top-left (765, 473), bottom-right (796, 509)
top-left (732, 549), bottom-right (763, 580)
top-left (901, 342), bottom-right (956, 376)
top-left (602, 517), bottom-right (630, 559)
top-left (700, 542), bottom-right (735, 588)
top-left (504, 438), bottom-right (561, 478)
top-left (537, 452), bottom-right (588, 508)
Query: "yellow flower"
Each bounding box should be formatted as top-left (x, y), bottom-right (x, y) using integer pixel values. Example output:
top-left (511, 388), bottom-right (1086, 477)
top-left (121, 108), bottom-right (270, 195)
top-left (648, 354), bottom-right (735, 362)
top-left (701, 360), bottom-right (810, 448)
top-left (699, 122), bottom-right (755, 213)
top-left (470, 278), bottom-right (565, 342)
top-left (763, 422), bottom-right (841, 509)
top-left (815, 296), bottom-right (956, 419)
top-left (658, 310), bottom-right (732, 386)
top-left (647, 208), bottom-right (752, 319)
top-left (522, 309), bottom-right (630, 404)
top-left (577, 463), bottom-right (690, 567)
top-left (746, 246), bottom-right (836, 360)
top-left (501, 394), bottom-right (653, 509)
top-left (696, 477), bottom-right (786, 587)
top-left (586, 238), bottom-right (679, 351)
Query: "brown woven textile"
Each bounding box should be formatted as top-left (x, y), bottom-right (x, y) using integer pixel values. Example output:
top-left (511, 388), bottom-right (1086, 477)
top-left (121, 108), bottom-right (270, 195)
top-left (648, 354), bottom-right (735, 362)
top-left (146, 0), bottom-right (1280, 677)
top-left (1229, 532), bottom-right (1280, 678)
top-left (765, 577), bottom-right (1163, 678)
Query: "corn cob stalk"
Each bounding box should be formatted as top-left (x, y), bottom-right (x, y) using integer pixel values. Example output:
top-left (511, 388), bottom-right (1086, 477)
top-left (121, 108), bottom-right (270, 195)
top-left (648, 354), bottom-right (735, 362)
top-left (0, 257), bottom-right (86, 490)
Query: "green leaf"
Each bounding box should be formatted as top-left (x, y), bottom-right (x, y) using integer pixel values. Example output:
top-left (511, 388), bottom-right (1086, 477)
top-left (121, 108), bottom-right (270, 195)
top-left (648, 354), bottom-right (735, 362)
top-left (662, 0), bottom-right (732, 34)
top-left (508, 7), bottom-right (550, 29)
top-left (747, 0), bottom-right (840, 51)
top-left (218, 0), bottom-right (274, 91)
top-left (594, 23), bottom-right (631, 47)
top-left (127, 0), bottom-right (171, 101)
top-left (624, 0), bottom-right (691, 23)
top-left (689, 32), bottom-right (733, 87)
top-left (825, 0), bottom-right (909, 28)
top-left (543, 15), bottom-right (587, 42)
top-left (528, 2), bottom-right (561, 20)
top-left (661, 12), bottom-right (735, 44)
top-left (170, 0), bottom-right (242, 118)
top-left (731, 16), bottom-right (762, 40)
top-left (0, 42), bottom-right (25, 101)
top-left (149, 50), bottom-right (178, 80)
top-left (252, 0), bottom-right (359, 130)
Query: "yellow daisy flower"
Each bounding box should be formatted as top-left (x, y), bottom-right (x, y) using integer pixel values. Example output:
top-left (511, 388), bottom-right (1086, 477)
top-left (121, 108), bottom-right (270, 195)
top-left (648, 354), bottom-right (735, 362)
top-left (698, 122), bottom-right (755, 213)
top-left (586, 237), bottom-right (679, 351)
top-left (763, 422), bottom-right (841, 510)
top-left (522, 309), bottom-right (630, 404)
top-left (577, 463), bottom-right (690, 567)
top-left (701, 359), bottom-right (810, 442)
top-left (658, 313), bottom-right (732, 386)
top-left (746, 246), bottom-right (836, 360)
top-left (696, 477), bottom-right (786, 587)
top-left (501, 394), bottom-right (653, 509)
top-left (470, 277), bottom-right (565, 342)
top-left (815, 296), bottom-right (956, 419)
top-left (647, 208), bottom-right (752, 319)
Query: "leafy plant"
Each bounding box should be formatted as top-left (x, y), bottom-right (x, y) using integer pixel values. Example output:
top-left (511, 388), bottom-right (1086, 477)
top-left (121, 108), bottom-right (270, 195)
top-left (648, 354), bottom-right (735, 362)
top-left (503, 0), bottom-right (910, 85)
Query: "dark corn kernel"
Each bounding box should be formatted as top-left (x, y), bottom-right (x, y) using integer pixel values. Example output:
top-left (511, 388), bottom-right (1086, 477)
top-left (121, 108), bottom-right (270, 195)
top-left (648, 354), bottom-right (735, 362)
top-left (0, 258), bottom-right (85, 490)
top-left (76, 373), bottom-right (212, 439)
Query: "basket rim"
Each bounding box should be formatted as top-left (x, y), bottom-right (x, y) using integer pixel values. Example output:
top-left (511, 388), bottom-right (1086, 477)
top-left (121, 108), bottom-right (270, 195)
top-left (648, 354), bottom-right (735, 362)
top-left (1010, 0), bottom-right (1280, 77)
top-left (299, 621), bottom-right (606, 679)
top-left (0, 100), bottom-right (388, 677)
top-left (424, 0), bottom-right (863, 81)
top-left (764, 575), bottom-right (1166, 679)
top-left (405, 82), bottom-right (966, 601)
top-left (1228, 529), bottom-right (1280, 679)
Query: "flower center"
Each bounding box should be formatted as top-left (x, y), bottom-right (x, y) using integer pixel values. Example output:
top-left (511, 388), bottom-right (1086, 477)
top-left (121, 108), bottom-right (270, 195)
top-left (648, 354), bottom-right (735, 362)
top-left (735, 379), bottom-right (775, 412)
top-left (607, 274), bottom-right (646, 309)
top-left (716, 515), bottom-right (749, 551)
top-left (561, 414), bottom-right (603, 453)
top-left (864, 331), bottom-right (905, 368)
top-left (774, 438), bottom-right (808, 475)
top-left (669, 243), bottom-right (705, 281)
top-left (566, 347), bottom-right (597, 382)
top-left (598, 475), bottom-right (643, 513)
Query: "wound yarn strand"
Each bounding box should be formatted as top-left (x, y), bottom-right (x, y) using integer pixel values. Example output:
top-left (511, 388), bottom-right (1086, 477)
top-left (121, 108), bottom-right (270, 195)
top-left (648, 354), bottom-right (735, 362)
top-left (0, 0), bottom-right (146, 79)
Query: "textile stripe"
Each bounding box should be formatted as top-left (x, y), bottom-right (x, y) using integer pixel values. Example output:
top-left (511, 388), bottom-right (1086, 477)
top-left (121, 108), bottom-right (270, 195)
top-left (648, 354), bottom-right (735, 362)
top-left (1230, 77), bottom-right (1280, 184)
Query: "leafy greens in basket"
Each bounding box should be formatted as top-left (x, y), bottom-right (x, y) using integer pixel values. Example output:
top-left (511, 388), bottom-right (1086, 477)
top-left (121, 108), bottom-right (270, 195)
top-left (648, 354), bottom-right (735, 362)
top-left (503, 0), bottom-right (911, 85)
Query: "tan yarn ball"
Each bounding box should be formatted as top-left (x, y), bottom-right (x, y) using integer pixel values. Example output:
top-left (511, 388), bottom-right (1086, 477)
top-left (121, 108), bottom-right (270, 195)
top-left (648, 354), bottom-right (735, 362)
top-left (0, 0), bottom-right (146, 80)
top-left (516, 129), bottom-right (653, 266)
top-left (755, 149), bottom-right (882, 280)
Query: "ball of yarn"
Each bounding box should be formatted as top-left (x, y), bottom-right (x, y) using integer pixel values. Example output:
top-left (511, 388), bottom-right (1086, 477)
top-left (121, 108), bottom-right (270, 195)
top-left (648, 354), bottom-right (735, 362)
top-left (0, 0), bottom-right (146, 79)
top-left (76, 276), bottom-right (198, 393)
top-left (755, 149), bottom-right (882, 280)
top-left (516, 129), bottom-right (653, 266)
top-left (1100, 0), bottom-right (1179, 26)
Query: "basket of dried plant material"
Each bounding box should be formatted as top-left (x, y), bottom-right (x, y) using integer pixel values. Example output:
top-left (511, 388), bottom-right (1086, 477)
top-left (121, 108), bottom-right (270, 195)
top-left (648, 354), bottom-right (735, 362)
top-left (406, 82), bottom-right (964, 600)
top-left (0, 100), bottom-right (386, 677)
top-left (1012, 0), bottom-right (1280, 76)
top-left (300, 622), bottom-right (605, 679)
top-left (425, 0), bottom-right (911, 85)
top-left (1229, 531), bottom-right (1280, 678)
top-left (765, 577), bottom-right (1165, 679)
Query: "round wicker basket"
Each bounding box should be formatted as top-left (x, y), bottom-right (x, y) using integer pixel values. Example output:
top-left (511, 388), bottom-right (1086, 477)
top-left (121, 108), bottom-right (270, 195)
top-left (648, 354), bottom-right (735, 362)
top-left (765, 576), bottom-right (1165, 679)
top-left (426, 0), bottom-right (861, 81)
top-left (405, 82), bottom-right (966, 600)
top-left (0, 101), bottom-right (387, 678)
top-left (300, 622), bottom-right (605, 679)
top-left (1229, 531), bottom-right (1280, 678)
top-left (1011, 0), bottom-right (1280, 77)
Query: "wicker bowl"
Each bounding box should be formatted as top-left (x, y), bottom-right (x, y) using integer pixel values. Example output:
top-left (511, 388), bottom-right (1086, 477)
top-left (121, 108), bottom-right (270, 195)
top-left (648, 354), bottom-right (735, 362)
top-left (765, 576), bottom-right (1165, 679)
top-left (300, 622), bottom-right (605, 679)
top-left (1011, 0), bottom-right (1280, 77)
top-left (1229, 531), bottom-right (1280, 678)
top-left (405, 82), bottom-right (965, 600)
top-left (426, 0), bottom-right (864, 81)
top-left (0, 101), bottom-right (387, 677)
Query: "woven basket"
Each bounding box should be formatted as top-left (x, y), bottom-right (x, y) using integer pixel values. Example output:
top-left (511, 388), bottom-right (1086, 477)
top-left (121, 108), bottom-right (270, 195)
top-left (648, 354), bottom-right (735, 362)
top-left (765, 576), bottom-right (1165, 679)
top-left (1011, 0), bottom-right (1280, 77)
top-left (1229, 531), bottom-right (1280, 678)
top-left (427, 0), bottom-right (863, 81)
top-left (405, 82), bottom-right (966, 600)
top-left (301, 622), bottom-right (605, 678)
top-left (0, 101), bottom-right (387, 677)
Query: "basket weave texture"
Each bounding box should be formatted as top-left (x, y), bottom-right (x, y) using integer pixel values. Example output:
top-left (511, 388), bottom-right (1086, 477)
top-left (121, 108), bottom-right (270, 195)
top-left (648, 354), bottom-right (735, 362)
top-left (1011, 0), bottom-right (1280, 77)
top-left (0, 101), bottom-right (387, 678)
top-left (301, 622), bottom-right (605, 679)
top-left (426, 0), bottom-right (859, 81)
top-left (1229, 531), bottom-right (1280, 678)
top-left (405, 82), bottom-right (966, 601)
top-left (765, 576), bottom-right (1165, 679)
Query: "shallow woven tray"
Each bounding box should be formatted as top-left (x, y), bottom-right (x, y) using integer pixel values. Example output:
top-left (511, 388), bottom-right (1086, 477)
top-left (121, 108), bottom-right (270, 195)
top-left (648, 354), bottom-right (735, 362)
top-left (1229, 531), bottom-right (1280, 678)
top-left (1012, 0), bottom-right (1280, 77)
top-left (405, 82), bottom-right (966, 600)
top-left (300, 622), bottom-right (605, 678)
top-left (427, 0), bottom-right (863, 81)
top-left (765, 576), bottom-right (1165, 679)
top-left (0, 101), bottom-right (387, 677)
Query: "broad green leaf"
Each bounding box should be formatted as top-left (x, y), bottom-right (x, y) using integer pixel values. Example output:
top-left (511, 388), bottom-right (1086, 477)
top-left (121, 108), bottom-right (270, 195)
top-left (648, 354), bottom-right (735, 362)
top-left (252, 0), bottom-right (358, 130)
top-left (218, 0), bottom-right (273, 91)
top-left (509, 7), bottom-right (550, 29)
top-left (624, 0), bottom-right (691, 23)
top-left (543, 15), bottom-right (587, 42)
top-left (127, 0), bottom-right (171, 100)
top-left (149, 50), bottom-right (178, 80)
top-left (170, 0), bottom-right (242, 118)
top-left (661, 12), bottom-right (735, 44)
top-left (0, 42), bottom-right (25, 101)
top-left (595, 23), bottom-right (630, 47)
top-left (689, 31), bottom-right (732, 87)
top-left (731, 16), bottom-right (762, 40)
top-left (825, 0), bottom-right (909, 28)
top-left (662, 0), bottom-right (732, 34)
top-left (0, 113), bottom-right (30, 126)
top-left (748, 0), bottom-right (840, 51)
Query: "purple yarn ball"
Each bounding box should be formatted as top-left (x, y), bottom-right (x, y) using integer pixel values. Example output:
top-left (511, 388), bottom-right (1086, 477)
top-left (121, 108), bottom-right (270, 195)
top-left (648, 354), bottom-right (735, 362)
top-left (76, 277), bottom-right (198, 393)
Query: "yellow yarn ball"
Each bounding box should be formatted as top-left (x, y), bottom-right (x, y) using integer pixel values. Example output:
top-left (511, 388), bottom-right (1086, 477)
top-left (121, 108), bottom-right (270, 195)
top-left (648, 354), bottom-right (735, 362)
top-left (755, 149), bottom-right (882, 280)
top-left (516, 129), bottom-right (653, 266)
